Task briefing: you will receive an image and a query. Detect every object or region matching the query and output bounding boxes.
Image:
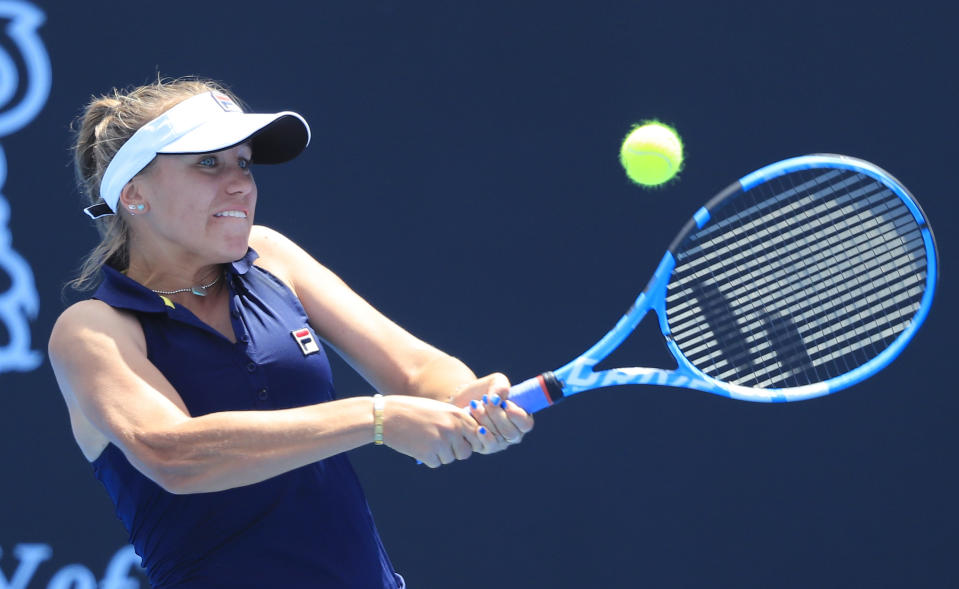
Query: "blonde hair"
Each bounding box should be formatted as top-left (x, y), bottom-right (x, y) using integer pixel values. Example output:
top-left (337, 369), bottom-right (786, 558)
top-left (68, 76), bottom-right (242, 292)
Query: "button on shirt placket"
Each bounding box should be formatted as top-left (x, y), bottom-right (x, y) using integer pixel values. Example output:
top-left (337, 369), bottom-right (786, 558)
top-left (245, 354), bottom-right (270, 406)
top-left (246, 360), bottom-right (268, 403)
top-left (232, 298), bottom-right (271, 407)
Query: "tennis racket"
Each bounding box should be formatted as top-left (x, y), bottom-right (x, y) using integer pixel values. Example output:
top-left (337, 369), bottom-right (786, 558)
top-left (508, 154), bottom-right (938, 412)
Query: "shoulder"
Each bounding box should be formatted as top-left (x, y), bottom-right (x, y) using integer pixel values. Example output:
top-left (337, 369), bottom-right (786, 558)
top-left (248, 225), bottom-right (341, 293)
top-left (249, 224), bottom-right (293, 252)
top-left (49, 299), bottom-right (144, 365)
top-left (247, 226), bottom-right (367, 324)
top-left (50, 299), bottom-right (131, 341)
top-left (249, 224), bottom-right (298, 279)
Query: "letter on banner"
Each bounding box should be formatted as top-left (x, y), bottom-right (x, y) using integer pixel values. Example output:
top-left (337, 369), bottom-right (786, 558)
top-left (0, 1), bottom-right (50, 373)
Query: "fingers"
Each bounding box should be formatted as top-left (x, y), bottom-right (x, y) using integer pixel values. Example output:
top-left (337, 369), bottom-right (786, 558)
top-left (394, 369), bottom-right (537, 466)
top-left (423, 398), bottom-right (527, 465)
top-left (385, 395), bottom-right (486, 467)
top-left (452, 433), bottom-right (474, 461)
top-left (503, 399), bottom-right (535, 434)
top-left (427, 410), bottom-right (498, 465)
top-left (467, 394), bottom-right (533, 452)
top-left (423, 435), bottom-right (478, 468)
top-left (449, 372), bottom-right (510, 408)
top-left (456, 371), bottom-right (529, 445)
top-left (429, 405), bottom-right (490, 466)
top-left (484, 394), bottom-right (524, 442)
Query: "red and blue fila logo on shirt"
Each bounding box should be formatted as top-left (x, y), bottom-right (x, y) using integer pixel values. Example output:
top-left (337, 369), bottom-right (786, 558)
top-left (291, 327), bottom-right (320, 356)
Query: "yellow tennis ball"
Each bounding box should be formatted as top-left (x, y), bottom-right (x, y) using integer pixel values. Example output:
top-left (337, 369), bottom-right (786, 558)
top-left (619, 122), bottom-right (684, 187)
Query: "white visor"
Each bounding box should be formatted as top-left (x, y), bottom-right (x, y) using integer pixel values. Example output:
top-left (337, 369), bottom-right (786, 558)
top-left (86, 90), bottom-right (311, 219)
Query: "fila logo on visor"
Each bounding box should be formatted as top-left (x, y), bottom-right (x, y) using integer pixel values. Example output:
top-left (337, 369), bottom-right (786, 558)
top-left (291, 327), bottom-right (320, 356)
top-left (212, 91), bottom-right (241, 113)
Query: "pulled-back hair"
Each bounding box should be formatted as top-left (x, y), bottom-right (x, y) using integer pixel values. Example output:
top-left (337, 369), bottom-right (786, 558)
top-left (68, 76), bottom-right (242, 292)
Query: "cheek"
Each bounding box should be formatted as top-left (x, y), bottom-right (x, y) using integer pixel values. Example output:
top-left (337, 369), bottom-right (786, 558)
top-left (144, 176), bottom-right (190, 212)
top-left (161, 183), bottom-right (214, 219)
top-left (168, 201), bottom-right (211, 227)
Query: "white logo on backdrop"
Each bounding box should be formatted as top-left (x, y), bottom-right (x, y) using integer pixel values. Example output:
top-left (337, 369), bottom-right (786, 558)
top-left (0, 0), bottom-right (49, 373)
top-left (0, 544), bottom-right (143, 589)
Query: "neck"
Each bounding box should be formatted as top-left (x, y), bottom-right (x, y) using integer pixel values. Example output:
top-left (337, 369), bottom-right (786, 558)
top-left (126, 255), bottom-right (224, 297)
top-left (125, 229), bottom-right (231, 292)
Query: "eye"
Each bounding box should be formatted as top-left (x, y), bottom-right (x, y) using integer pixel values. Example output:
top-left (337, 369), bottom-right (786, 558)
top-left (198, 156), bottom-right (217, 167)
top-left (238, 158), bottom-right (251, 170)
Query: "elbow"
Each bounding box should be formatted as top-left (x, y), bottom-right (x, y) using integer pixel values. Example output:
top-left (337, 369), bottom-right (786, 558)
top-left (150, 466), bottom-right (199, 495)
top-left (151, 474), bottom-right (193, 495)
top-left (405, 352), bottom-right (475, 399)
top-left (404, 350), bottom-right (462, 389)
top-left (126, 431), bottom-right (205, 494)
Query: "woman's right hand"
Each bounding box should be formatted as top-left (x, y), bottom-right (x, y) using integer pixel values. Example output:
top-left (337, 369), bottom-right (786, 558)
top-left (380, 395), bottom-right (492, 467)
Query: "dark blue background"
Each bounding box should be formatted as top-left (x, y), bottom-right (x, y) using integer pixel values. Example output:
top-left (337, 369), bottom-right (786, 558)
top-left (2, 2), bottom-right (956, 587)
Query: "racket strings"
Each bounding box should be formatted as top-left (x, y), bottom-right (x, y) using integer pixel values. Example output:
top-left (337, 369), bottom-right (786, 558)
top-left (758, 170), bottom-right (924, 384)
top-left (672, 203), bottom-right (921, 361)
top-left (725, 222), bottom-right (921, 382)
top-left (666, 168), bottom-right (928, 389)
top-left (670, 215), bottom-right (925, 352)
top-left (757, 173), bottom-right (921, 384)
top-left (675, 177), bottom-right (907, 280)
top-left (667, 204), bottom-right (923, 327)
top-left (669, 191), bottom-right (914, 336)
top-left (718, 288), bottom-right (922, 388)
top-left (686, 168), bottom-right (851, 251)
top-left (674, 277), bottom-right (923, 374)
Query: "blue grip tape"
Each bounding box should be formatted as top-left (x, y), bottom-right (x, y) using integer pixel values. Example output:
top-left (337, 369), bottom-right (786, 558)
top-left (508, 376), bottom-right (552, 414)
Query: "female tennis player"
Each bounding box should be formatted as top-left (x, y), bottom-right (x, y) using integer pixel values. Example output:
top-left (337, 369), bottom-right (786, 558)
top-left (48, 77), bottom-right (533, 588)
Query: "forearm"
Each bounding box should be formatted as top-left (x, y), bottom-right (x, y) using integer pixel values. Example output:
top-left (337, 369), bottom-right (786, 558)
top-left (134, 396), bottom-right (374, 494)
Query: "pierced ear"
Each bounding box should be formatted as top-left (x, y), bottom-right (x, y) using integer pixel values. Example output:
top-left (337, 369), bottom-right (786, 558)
top-left (118, 182), bottom-right (148, 215)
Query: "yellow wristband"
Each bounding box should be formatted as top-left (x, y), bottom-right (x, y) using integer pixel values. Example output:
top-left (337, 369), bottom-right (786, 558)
top-left (372, 394), bottom-right (385, 445)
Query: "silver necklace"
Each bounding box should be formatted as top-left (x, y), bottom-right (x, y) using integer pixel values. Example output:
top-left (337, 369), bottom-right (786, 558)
top-left (151, 274), bottom-right (222, 297)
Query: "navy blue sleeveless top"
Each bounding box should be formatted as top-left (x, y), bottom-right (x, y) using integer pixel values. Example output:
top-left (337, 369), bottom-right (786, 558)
top-left (90, 249), bottom-right (403, 589)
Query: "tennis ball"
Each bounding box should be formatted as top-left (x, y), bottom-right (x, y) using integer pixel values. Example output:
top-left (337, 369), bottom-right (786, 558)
top-left (619, 121), bottom-right (684, 187)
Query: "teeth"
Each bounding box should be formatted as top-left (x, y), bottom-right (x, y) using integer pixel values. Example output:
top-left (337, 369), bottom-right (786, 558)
top-left (214, 210), bottom-right (247, 218)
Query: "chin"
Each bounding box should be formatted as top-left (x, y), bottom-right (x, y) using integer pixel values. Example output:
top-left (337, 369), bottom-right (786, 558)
top-left (223, 240), bottom-right (251, 261)
top-left (207, 240), bottom-right (249, 264)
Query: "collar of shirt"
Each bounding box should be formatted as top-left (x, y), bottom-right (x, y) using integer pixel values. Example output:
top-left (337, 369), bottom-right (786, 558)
top-left (93, 248), bottom-right (259, 313)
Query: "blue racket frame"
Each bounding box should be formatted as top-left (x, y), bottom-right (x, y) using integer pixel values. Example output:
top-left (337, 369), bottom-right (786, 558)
top-left (508, 155), bottom-right (938, 412)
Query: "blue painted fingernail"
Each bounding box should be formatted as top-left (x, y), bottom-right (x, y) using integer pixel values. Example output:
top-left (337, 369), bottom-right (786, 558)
top-left (482, 395), bottom-right (488, 404)
top-left (479, 426), bottom-right (487, 435)
top-left (489, 394), bottom-right (501, 406)
top-left (500, 400), bottom-right (508, 409)
top-left (470, 400), bottom-right (479, 410)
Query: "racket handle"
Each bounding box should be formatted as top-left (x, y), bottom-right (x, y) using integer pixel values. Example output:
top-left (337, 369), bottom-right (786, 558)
top-left (413, 372), bottom-right (557, 464)
top-left (507, 372), bottom-right (563, 414)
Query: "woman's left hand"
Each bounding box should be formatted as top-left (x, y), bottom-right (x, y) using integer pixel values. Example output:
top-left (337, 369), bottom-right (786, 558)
top-left (450, 373), bottom-right (534, 454)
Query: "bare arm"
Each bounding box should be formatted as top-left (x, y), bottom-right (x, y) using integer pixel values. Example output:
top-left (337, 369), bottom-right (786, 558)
top-left (251, 226), bottom-right (485, 399)
top-left (249, 226), bottom-right (533, 443)
top-left (49, 302), bottom-right (486, 491)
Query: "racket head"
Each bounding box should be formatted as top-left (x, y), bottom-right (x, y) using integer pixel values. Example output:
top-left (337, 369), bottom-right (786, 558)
top-left (662, 154), bottom-right (937, 402)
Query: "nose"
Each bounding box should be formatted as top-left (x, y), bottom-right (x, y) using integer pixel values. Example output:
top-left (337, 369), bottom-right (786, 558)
top-left (225, 164), bottom-right (255, 196)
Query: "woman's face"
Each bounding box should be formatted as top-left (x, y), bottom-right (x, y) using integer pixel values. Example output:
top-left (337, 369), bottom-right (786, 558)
top-left (132, 143), bottom-right (257, 263)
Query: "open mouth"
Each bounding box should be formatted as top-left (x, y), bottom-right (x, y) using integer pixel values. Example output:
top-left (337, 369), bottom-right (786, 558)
top-left (214, 210), bottom-right (248, 218)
